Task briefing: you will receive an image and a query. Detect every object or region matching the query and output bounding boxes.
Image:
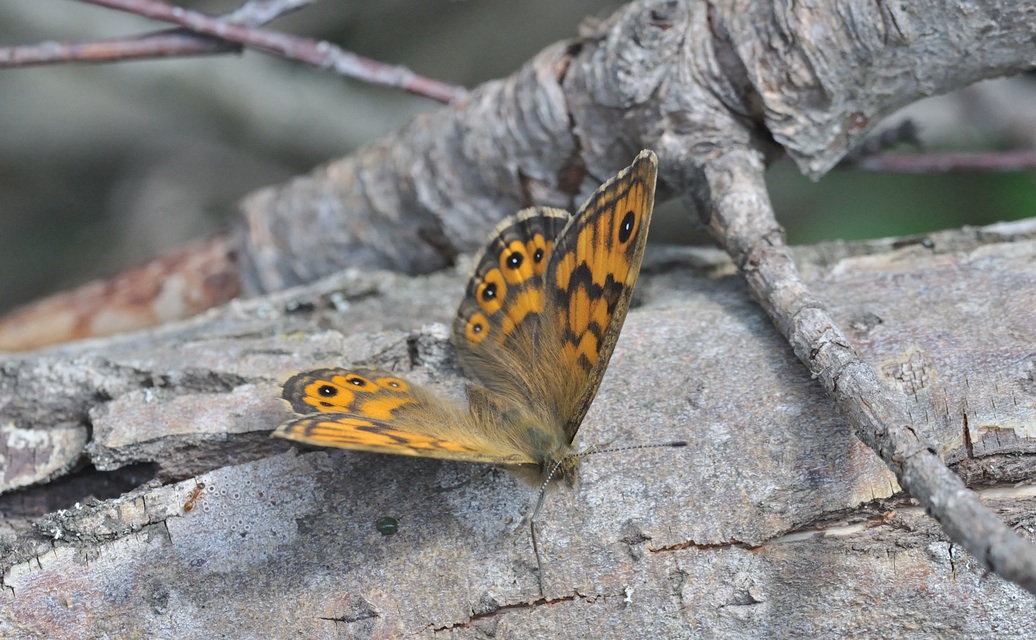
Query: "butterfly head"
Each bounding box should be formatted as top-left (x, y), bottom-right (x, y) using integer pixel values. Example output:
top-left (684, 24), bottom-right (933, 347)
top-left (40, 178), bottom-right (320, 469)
top-left (515, 444), bottom-right (581, 487)
top-left (546, 452), bottom-right (581, 488)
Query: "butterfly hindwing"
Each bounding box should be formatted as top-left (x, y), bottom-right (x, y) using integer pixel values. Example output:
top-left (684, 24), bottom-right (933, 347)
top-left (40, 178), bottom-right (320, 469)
top-left (280, 367), bottom-right (414, 416)
top-left (274, 367), bottom-right (537, 465)
top-left (452, 207), bottom-right (570, 392)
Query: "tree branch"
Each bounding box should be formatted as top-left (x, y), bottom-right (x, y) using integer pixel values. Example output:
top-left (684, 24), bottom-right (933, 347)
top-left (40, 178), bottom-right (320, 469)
top-left (853, 150), bottom-right (1036, 172)
top-left (0, 29), bottom-right (237, 65)
top-left (658, 0), bottom-right (1036, 595)
top-left (78, 0), bottom-right (464, 103)
top-left (690, 146), bottom-right (1036, 594)
top-left (0, 0), bottom-right (463, 103)
top-left (0, 0), bottom-right (311, 65)
top-left (2, 220), bottom-right (1034, 635)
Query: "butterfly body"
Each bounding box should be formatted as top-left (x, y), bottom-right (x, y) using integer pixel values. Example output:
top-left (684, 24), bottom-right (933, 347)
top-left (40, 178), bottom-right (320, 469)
top-left (274, 150), bottom-right (658, 487)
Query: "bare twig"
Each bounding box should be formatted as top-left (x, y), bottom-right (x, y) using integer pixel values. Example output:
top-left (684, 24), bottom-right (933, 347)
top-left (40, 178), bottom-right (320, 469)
top-left (222, 0), bottom-right (315, 25)
top-left (0, 30), bottom-right (235, 65)
top-left (75, 0), bottom-right (465, 103)
top-left (684, 145), bottom-right (1036, 595)
top-left (0, 0), bottom-right (313, 66)
top-left (0, 0), bottom-right (463, 103)
top-left (837, 120), bottom-right (1036, 171)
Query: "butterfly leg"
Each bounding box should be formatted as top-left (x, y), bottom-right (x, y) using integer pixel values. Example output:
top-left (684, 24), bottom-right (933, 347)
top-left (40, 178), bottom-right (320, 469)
top-left (530, 518), bottom-right (546, 597)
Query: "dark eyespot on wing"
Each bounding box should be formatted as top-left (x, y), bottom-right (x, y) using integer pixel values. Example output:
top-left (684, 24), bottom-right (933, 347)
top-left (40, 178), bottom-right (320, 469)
top-left (452, 208), bottom-right (571, 390)
top-left (618, 210), bottom-right (636, 243)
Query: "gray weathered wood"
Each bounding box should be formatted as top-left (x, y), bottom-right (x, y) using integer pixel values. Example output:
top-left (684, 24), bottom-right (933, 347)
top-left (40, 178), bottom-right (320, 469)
top-left (234, 0), bottom-right (1036, 295)
top-left (2, 221), bottom-right (1033, 637)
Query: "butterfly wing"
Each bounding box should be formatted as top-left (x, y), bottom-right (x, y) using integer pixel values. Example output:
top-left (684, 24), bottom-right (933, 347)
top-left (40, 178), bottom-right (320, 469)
top-left (451, 151), bottom-right (658, 445)
top-left (541, 151), bottom-right (657, 441)
top-left (452, 207), bottom-right (570, 393)
top-left (273, 367), bottom-right (538, 465)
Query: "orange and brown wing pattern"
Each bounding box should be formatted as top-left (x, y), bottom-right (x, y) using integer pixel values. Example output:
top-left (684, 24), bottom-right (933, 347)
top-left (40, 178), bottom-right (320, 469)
top-left (273, 152), bottom-right (658, 481)
top-left (452, 208), bottom-right (570, 389)
top-left (274, 413), bottom-right (511, 461)
top-left (274, 367), bottom-right (537, 464)
top-left (280, 367), bottom-right (417, 416)
top-left (543, 150), bottom-right (657, 440)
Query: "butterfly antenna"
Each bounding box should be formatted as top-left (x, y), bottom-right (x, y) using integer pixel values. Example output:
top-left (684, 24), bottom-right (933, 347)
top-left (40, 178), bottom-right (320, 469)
top-left (578, 440), bottom-right (688, 458)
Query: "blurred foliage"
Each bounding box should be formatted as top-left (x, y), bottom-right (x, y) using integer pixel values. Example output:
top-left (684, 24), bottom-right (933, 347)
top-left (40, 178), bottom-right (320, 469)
top-left (773, 164), bottom-right (1036, 245)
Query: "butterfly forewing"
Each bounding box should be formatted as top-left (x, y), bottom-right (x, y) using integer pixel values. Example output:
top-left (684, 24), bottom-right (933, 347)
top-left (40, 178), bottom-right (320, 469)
top-left (541, 151), bottom-right (657, 441)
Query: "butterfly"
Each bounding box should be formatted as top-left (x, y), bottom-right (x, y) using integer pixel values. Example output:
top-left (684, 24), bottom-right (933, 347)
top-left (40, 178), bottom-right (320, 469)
top-left (273, 150), bottom-right (658, 492)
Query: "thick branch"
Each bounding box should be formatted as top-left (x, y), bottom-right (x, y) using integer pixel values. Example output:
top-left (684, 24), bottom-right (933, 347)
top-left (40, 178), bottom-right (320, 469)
top-left (2, 0), bottom-right (1035, 600)
top-left (2, 222), bottom-right (1034, 636)
top-left (726, 0), bottom-right (1036, 176)
top-left (3, 0), bottom-right (1036, 350)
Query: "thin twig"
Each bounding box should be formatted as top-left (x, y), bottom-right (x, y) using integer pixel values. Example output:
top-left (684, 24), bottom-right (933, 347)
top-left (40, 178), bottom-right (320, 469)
top-left (686, 146), bottom-right (1036, 596)
top-left (222, 0), bottom-right (315, 26)
top-left (75, 0), bottom-right (465, 103)
top-left (0, 0), bottom-right (312, 66)
top-left (0, 31), bottom-right (235, 65)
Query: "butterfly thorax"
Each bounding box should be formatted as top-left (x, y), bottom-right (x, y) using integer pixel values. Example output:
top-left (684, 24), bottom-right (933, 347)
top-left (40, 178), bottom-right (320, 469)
top-left (485, 405), bottom-right (580, 487)
top-left (459, 381), bottom-right (572, 482)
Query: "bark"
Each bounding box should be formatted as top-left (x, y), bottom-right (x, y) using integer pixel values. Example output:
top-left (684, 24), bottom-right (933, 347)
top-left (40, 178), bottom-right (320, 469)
top-left (2, 0), bottom-right (1036, 635)
top-left (233, 0), bottom-right (1036, 293)
top-left (8, 0), bottom-right (1033, 350)
top-left (1, 220), bottom-right (1034, 637)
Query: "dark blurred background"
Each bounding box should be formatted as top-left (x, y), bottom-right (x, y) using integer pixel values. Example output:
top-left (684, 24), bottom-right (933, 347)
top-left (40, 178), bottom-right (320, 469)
top-left (1, 0), bottom-right (1034, 314)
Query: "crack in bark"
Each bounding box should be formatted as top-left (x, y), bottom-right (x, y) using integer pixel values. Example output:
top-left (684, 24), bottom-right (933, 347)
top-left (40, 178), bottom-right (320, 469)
top-left (650, 538), bottom-right (757, 553)
top-left (432, 594), bottom-right (578, 632)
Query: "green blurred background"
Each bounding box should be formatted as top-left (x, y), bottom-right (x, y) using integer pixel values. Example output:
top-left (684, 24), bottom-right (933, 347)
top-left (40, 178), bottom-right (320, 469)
top-left (1, 0), bottom-right (1034, 314)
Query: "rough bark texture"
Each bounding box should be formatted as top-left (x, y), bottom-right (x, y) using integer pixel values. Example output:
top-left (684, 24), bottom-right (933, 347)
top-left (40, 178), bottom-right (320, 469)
top-left (2, 220), bottom-right (1034, 637)
top-left (2, 0), bottom-right (1035, 350)
top-left (2, 0), bottom-right (1036, 635)
top-left (233, 0), bottom-right (1036, 294)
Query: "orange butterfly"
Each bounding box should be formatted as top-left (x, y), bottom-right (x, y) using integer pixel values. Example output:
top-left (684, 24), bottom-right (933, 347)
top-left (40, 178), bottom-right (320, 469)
top-left (273, 150), bottom-right (658, 488)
